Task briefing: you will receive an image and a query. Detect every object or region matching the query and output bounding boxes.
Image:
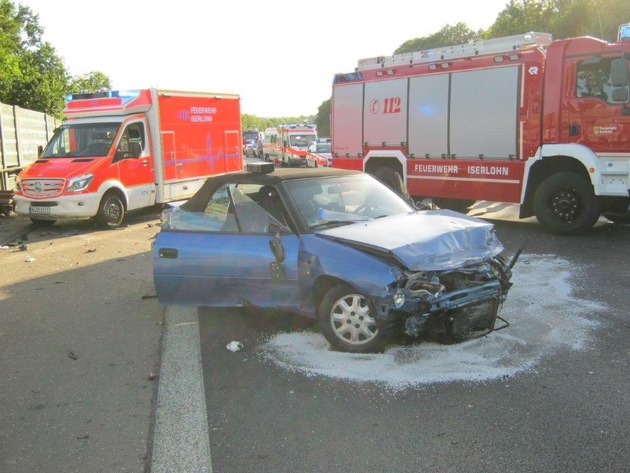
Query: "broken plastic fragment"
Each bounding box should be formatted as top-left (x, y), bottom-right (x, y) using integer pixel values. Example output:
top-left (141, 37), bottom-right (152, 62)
top-left (226, 341), bottom-right (244, 352)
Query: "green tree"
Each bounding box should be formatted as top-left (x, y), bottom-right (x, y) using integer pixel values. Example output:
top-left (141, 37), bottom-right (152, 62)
top-left (395, 23), bottom-right (481, 54)
top-left (484, 0), bottom-right (557, 39)
top-left (484, 0), bottom-right (628, 41)
top-left (0, 0), bottom-right (68, 116)
top-left (69, 71), bottom-right (111, 94)
top-left (314, 99), bottom-right (330, 138)
top-left (552, 0), bottom-right (629, 41)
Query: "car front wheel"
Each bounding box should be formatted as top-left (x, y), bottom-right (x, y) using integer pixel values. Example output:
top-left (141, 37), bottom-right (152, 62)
top-left (318, 283), bottom-right (393, 353)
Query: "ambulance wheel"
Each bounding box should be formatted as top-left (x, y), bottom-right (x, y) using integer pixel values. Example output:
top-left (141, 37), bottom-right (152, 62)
top-left (96, 193), bottom-right (125, 228)
top-left (534, 172), bottom-right (600, 235)
top-left (318, 283), bottom-right (396, 353)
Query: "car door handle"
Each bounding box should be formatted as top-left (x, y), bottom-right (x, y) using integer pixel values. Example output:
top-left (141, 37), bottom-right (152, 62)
top-left (158, 248), bottom-right (178, 259)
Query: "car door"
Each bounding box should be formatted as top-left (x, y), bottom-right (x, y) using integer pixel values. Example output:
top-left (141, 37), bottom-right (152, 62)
top-left (152, 181), bottom-right (301, 308)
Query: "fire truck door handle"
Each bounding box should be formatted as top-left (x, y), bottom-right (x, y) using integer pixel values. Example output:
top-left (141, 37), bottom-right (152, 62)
top-left (141, 160), bottom-right (149, 167)
top-left (569, 123), bottom-right (581, 136)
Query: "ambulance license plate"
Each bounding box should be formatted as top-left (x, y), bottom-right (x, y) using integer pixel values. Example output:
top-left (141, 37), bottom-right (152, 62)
top-left (29, 206), bottom-right (51, 215)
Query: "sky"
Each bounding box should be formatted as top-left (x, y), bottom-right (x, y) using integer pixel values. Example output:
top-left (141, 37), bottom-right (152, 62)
top-left (18, 0), bottom-right (510, 117)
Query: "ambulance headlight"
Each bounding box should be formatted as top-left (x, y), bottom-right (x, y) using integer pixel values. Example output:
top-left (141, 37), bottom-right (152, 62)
top-left (67, 174), bottom-right (94, 192)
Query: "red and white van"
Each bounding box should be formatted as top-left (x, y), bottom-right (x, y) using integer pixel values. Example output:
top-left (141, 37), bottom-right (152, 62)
top-left (14, 88), bottom-right (242, 227)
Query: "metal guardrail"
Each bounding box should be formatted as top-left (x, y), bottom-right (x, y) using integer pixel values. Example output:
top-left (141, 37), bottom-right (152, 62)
top-left (0, 102), bottom-right (59, 191)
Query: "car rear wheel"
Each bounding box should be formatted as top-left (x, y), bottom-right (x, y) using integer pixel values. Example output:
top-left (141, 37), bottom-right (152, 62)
top-left (318, 283), bottom-right (393, 353)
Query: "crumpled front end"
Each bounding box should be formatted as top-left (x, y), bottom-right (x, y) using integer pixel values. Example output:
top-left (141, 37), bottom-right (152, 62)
top-left (383, 255), bottom-right (513, 340)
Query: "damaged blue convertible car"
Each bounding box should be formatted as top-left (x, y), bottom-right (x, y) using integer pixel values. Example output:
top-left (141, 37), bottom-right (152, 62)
top-left (152, 163), bottom-right (516, 353)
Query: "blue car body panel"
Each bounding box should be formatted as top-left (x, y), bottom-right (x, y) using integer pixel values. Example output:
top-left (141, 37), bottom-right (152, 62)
top-left (153, 229), bottom-right (399, 318)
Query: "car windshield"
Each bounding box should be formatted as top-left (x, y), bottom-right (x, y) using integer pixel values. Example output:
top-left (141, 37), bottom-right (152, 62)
top-left (283, 174), bottom-right (414, 229)
top-left (42, 123), bottom-right (120, 158)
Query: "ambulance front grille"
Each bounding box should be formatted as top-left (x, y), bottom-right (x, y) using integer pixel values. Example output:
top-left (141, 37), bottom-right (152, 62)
top-left (21, 179), bottom-right (65, 198)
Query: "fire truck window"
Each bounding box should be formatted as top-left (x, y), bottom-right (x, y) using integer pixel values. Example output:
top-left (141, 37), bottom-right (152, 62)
top-left (576, 58), bottom-right (616, 103)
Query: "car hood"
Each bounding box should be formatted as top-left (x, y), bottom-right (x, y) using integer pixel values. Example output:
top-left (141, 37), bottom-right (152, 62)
top-left (316, 209), bottom-right (504, 271)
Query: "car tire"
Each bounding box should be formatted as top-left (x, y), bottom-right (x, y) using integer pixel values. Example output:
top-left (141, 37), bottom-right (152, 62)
top-left (533, 172), bottom-right (600, 235)
top-left (318, 283), bottom-right (395, 353)
top-left (96, 192), bottom-right (125, 228)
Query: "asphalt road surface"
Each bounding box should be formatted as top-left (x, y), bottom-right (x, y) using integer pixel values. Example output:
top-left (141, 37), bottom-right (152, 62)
top-left (198, 205), bottom-right (630, 473)
top-left (0, 209), bottom-right (163, 473)
top-left (2, 202), bottom-right (629, 473)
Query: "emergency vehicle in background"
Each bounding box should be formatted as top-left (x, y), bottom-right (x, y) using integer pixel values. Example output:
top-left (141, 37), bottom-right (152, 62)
top-left (14, 88), bottom-right (243, 227)
top-left (261, 127), bottom-right (279, 162)
top-left (331, 30), bottom-right (630, 235)
top-left (242, 128), bottom-right (261, 157)
top-left (277, 123), bottom-right (318, 167)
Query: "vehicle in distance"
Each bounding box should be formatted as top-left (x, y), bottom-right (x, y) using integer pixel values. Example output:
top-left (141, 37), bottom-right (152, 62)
top-left (243, 139), bottom-right (257, 158)
top-left (152, 164), bottom-right (516, 353)
top-left (306, 139), bottom-right (332, 167)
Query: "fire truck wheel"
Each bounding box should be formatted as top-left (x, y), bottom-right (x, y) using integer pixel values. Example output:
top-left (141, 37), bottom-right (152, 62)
top-left (533, 172), bottom-right (600, 235)
top-left (318, 283), bottom-right (397, 353)
top-left (96, 193), bottom-right (125, 228)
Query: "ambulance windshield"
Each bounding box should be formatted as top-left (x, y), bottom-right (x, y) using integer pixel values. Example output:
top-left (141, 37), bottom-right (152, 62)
top-left (289, 134), bottom-right (317, 147)
top-left (42, 123), bottom-right (121, 158)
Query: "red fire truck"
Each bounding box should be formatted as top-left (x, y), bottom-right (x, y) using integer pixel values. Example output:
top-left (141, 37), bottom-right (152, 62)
top-left (331, 31), bottom-right (630, 235)
top-left (14, 88), bottom-right (242, 227)
top-left (276, 123), bottom-right (318, 167)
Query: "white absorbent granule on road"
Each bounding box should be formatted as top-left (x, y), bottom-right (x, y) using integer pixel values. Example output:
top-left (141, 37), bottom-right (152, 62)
top-left (258, 255), bottom-right (606, 391)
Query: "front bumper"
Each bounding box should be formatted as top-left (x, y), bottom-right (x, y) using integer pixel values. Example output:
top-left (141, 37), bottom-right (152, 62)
top-left (14, 193), bottom-right (101, 220)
